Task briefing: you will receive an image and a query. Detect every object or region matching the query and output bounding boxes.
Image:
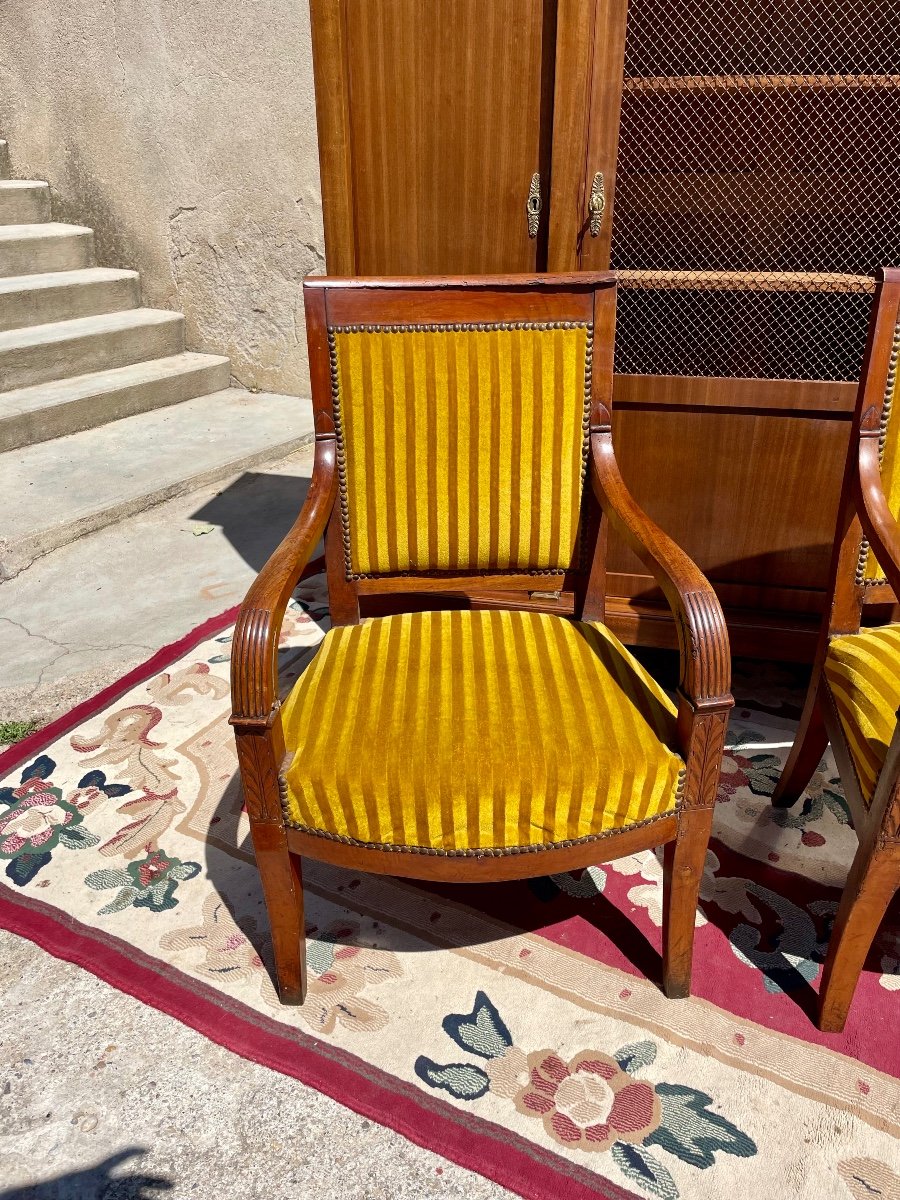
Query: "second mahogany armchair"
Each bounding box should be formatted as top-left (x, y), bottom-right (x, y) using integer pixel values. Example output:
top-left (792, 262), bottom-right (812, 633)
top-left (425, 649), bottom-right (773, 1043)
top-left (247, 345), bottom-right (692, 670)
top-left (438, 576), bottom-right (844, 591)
top-left (773, 267), bottom-right (900, 1032)
top-left (230, 273), bottom-right (733, 1005)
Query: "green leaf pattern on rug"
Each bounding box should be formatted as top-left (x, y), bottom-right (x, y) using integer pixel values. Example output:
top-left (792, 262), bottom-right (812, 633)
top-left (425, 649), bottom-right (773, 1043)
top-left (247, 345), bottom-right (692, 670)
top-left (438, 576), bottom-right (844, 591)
top-left (645, 1084), bottom-right (758, 1168)
top-left (770, 774), bottom-right (851, 832)
top-left (615, 1040), bottom-right (658, 1075)
top-left (441, 989), bottom-right (513, 1059)
top-left (415, 992), bottom-right (756, 1197)
top-left (728, 880), bottom-right (831, 994)
top-left (415, 1060), bottom-right (491, 1100)
top-left (611, 1142), bottom-right (678, 1199)
top-left (85, 848), bottom-right (201, 914)
top-left (720, 734), bottom-right (850, 834)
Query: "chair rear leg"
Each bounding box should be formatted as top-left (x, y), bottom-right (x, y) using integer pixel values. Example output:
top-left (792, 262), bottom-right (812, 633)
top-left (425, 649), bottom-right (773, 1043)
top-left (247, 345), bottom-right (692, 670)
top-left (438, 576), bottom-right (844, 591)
top-left (772, 675), bottom-right (829, 809)
top-left (662, 808), bottom-right (714, 999)
top-left (818, 835), bottom-right (900, 1032)
top-left (250, 820), bottom-right (307, 1005)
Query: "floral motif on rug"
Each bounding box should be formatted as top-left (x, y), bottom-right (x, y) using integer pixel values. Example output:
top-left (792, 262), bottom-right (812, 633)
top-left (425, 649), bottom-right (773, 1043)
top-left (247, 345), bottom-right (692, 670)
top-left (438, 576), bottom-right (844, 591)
top-left (416, 991), bottom-right (756, 1198)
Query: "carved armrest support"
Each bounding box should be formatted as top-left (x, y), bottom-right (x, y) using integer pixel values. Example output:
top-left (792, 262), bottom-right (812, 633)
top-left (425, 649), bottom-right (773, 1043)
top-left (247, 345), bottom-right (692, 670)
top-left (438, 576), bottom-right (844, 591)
top-left (590, 431), bottom-right (733, 713)
top-left (856, 435), bottom-right (900, 599)
top-left (230, 440), bottom-right (338, 728)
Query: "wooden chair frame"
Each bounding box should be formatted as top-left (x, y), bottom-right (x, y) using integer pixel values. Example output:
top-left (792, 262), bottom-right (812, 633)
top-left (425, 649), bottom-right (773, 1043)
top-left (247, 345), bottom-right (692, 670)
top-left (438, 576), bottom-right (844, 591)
top-left (773, 267), bottom-right (900, 1031)
top-left (230, 273), bottom-right (733, 1005)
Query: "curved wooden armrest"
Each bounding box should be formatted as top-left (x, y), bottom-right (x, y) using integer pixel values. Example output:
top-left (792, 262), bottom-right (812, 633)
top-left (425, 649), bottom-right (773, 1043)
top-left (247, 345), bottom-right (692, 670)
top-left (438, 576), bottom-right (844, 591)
top-left (230, 441), bottom-right (338, 727)
top-left (857, 436), bottom-right (900, 599)
top-left (591, 431), bottom-right (732, 710)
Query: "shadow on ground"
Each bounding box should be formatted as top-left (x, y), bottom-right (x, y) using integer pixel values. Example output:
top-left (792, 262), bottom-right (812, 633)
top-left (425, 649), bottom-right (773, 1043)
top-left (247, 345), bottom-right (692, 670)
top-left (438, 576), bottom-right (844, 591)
top-left (0, 1149), bottom-right (172, 1200)
top-left (190, 471), bottom-right (312, 574)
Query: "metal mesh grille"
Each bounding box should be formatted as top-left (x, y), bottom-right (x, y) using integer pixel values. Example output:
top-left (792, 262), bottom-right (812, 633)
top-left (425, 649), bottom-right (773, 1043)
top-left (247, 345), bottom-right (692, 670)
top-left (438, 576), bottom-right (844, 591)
top-left (610, 0), bottom-right (899, 381)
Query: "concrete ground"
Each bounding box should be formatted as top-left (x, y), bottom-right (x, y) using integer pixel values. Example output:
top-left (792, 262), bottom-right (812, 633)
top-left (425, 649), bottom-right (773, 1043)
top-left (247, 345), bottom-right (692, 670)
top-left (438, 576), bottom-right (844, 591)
top-left (0, 444), bottom-right (512, 1198)
top-left (0, 444), bottom-right (316, 726)
top-left (0, 931), bottom-right (509, 1200)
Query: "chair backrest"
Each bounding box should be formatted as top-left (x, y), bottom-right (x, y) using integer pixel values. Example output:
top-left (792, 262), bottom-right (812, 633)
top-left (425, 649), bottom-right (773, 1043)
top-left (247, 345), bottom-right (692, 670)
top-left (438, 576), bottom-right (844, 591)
top-left (856, 272), bottom-right (900, 586)
top-left (303, 274), bottom-right (617, 622)
top-left (825, 268), bottom-right (900, 635)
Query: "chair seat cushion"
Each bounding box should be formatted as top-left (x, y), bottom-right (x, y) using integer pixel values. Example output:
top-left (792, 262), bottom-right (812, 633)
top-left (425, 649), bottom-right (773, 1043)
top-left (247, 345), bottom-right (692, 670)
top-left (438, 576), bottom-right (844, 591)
top-left (825, 623), bottom-right (900, 803)
top-left (279, 609), bottom-right (684, 855)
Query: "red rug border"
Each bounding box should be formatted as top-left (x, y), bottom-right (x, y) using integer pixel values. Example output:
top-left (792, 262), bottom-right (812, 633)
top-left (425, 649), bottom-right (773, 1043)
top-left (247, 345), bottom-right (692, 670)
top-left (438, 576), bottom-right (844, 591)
top-left (0, 887), bottom-right (640, 1200)
top-left (0, 607), bottom-right (640, 1200)
top-left (0, 605), bottom-right (241, 778)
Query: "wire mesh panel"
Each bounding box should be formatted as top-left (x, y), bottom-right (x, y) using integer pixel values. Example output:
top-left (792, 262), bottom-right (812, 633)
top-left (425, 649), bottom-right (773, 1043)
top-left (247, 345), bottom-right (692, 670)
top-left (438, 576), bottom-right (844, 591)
top-left (610, 0), bottom-right (899, 381)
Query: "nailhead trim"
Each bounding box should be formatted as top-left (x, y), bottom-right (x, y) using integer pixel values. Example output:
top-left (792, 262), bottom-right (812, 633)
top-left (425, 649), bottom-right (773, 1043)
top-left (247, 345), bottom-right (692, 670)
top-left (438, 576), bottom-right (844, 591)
top-left (856, 316), bottom-right (900, 585)
top-left (578, 326), bottom-right (594, 570)
top-left (333, 321), bottom-right (589, 333)
top-left (346, 567), bottom-right (567, 580)
top-left (328, 321), bottom-right (594, 581)
top-left (280, 785), bottom-right (681, 856)
top-left (327, 328), bottom-right (354, 575)
top-left (674, 764), bottom-right (687, 801)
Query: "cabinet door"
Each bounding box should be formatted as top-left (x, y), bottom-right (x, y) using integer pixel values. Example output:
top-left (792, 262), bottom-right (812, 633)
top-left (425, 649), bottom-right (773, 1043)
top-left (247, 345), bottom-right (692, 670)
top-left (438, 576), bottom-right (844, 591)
top-left (311, 0), bottom-right (557, 275)
top-left (546, 0), bottom-right (629, 272)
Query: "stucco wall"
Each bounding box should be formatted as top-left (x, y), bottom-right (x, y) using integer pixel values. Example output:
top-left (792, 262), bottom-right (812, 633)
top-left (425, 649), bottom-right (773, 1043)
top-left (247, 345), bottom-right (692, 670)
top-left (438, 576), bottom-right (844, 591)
top-left (0, 0), bottom-right (325, 395)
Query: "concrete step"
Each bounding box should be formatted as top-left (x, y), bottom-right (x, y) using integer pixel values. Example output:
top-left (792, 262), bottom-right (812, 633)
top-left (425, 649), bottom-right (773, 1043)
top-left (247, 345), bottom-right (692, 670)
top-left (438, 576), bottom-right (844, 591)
top-left (0, 267), bottom-right (140, 332)
top-left (0, 142), bottom-right (8, 179)
top-left (0, 308), bottom-right (184, 391)
top-left (0, 223), bottom-right (93, 278)
top-left (0, 388), bottom-right (316, 579)
top-left (0, 181), bottom-right (51, 225)
top-left (0, 351), bottom-right (231, 452)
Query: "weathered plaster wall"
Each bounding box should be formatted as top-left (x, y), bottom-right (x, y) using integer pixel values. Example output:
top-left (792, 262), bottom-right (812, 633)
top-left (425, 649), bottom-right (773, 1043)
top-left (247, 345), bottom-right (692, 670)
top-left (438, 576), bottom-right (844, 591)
top-left (0, 0), bottom-right (325, 395)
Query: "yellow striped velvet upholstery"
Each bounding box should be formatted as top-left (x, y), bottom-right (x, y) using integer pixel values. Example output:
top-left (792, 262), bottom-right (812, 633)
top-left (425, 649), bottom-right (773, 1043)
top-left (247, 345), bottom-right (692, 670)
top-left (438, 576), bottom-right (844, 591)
top-left (824, 623), bottom-right (900, 803)
top-left (330, 324), bottom-right (590, 577)
top-left (860, 317), bottom-right (900, 581)
top-left (280, 609), bottom-right (684, 853)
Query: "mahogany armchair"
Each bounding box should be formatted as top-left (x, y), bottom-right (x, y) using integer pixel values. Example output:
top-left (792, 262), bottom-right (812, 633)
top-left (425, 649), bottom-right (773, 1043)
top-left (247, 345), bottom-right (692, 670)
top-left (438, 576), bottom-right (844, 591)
top-left (773, 267), bottom-right (900, 1032)
top-left (230, 273), bottom-right (733, 1005)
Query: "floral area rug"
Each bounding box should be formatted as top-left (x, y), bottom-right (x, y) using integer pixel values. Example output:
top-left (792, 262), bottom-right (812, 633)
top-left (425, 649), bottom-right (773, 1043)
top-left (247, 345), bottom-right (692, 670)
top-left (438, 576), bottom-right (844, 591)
top-left (0, 580), bottom-right (898, 1200)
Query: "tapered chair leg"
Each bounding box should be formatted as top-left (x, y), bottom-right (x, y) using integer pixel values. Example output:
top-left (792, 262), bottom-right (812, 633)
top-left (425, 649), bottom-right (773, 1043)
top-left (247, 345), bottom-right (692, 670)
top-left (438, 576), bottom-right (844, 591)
top-left (662, 808), bottom-right (714, 999)
top-left (772, 677), bottom-right (829, 809)
top-left (818, 835), bottom-right (900, 1032)
top-left (250, 821), bottom-right (307, 1005)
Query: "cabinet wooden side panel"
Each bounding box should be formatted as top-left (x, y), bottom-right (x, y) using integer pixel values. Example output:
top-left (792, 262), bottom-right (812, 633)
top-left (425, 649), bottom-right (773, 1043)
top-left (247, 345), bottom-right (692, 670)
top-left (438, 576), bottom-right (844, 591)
top-left (546, 0), bottom-right (596, 271)
top-left (607, 405), bottom-right (852, 597)
top-left (577, 0), bottom-right (630, 269)
top-left (309, 0), bottom-right (356, 274)
top-left (614, 373), bottom-right (858, 415)
top-left (341, 0), bottom-right (555, 275)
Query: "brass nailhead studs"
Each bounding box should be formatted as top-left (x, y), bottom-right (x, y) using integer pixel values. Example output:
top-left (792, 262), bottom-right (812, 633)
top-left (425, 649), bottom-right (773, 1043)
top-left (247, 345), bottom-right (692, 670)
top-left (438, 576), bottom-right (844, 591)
top-left (857, 317), bottom-right (900, 584)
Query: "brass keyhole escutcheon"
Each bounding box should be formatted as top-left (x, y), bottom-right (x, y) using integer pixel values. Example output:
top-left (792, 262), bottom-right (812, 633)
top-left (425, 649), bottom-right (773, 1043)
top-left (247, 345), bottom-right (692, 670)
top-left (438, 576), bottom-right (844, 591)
top-left (526, 173), bottom-right (542, 239)
top-left (589, 171), bottom-right (605, 237)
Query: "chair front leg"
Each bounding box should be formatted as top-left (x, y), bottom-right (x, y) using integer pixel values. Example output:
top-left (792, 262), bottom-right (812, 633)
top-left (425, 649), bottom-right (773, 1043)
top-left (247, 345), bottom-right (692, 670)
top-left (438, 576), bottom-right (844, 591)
top-left (818, 826), bottom-right (900, 1032)
top-left (772, 666), bottom-right (829, 809)
top-left (663, 707), bottom-right (729, 998)
top-left (235, 725), bottom-right (307, 1005)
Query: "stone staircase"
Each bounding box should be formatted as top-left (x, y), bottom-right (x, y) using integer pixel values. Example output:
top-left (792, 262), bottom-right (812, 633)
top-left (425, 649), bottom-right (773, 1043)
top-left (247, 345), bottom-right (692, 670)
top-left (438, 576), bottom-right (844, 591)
top-left (0, 138), bottom-right (314, 580)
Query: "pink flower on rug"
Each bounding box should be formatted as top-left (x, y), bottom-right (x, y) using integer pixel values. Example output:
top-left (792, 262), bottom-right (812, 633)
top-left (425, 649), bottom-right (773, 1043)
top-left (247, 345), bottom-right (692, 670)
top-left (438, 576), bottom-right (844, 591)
top-left (305, 941), bottom-right (403, 1035)
top-left (67, 784), bottom-right (105, 814)
top-left (135, 850), bottom-right (173, 887)
top-left (497, 1047), bottom-right (661, 1152)
top-left (0, 783), bottom-right (74, 854)
top-left (159, 893), bottom-right (278, 1005)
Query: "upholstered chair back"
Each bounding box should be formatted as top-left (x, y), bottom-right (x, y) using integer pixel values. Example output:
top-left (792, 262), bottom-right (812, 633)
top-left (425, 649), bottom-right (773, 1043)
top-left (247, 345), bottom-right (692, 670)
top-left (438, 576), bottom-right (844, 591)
top-left (858, 310), bottom-right (900, 583)
top-left (327, 321), bottom-right (593, 580)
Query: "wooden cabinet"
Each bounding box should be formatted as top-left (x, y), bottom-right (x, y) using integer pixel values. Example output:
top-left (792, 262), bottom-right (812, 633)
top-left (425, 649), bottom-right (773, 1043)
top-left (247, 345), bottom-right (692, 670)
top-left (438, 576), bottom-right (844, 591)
top-left (309, 0), bottom-right (900, 659)
top-left (311, 0), bottom-right (559, 275)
